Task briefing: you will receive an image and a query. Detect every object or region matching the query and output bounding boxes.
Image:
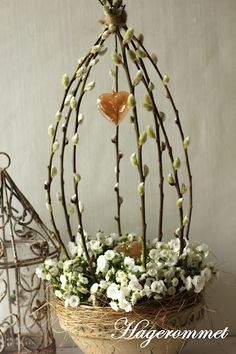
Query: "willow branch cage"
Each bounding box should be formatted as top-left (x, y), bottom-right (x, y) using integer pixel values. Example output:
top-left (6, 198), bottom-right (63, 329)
top-left (46, 0), bottom-right (193, 274)
top-left (0, 153), bottom-right (58, 354)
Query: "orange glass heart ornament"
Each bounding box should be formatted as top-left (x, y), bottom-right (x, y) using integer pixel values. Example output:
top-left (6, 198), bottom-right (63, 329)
top-left (97, 91), bottom-right (130, 125)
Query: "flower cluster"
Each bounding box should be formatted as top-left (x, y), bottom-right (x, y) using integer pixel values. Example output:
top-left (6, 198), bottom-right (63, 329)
top-left (36, 232), bottom-right (216, 312)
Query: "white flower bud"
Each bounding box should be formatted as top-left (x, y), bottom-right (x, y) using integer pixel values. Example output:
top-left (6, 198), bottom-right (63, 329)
top-left (133, 70), bottom-right (143, 86)
top-left (72, 132), bottom-right (79, 145)
top-left (56, 192), bottom-right (62, 202)
top-left (76, 65), bottom-right (87, 78)
top-left (183, 136), bottom-right (191, 149)
top-left (51, 165), bottom-right (57, 178)
top-left (136, 49), bottom-right (147, 58)
top-left (53, 141), bottom-right (59, 153)
top-left (70, 96), bottom-right (77, 110)
top-left (130, 153), bottom-right (138, 167)
top-left (62, 74), bottom-right (69, 89)
top-left (54, 111), bottom-right (62, 122)
top-left (111, 52), bottom-right (122, 65)
top-left (183, 215), bottom-right (189, 226)
top-left (163, 74), bottom-right (169, 85)
top-left (138, 182), bottom-right (145, 196)
top-left (127, 94), bottom-right (136, 108)
top-left (67, 203), bottom-right (75, 216)
top-left (176, 197), bottom-right (183, 209)
top-left (139, 132), bottom-right (147, 146)
top-left (167, 173), bottom-right (175, 186)
top-left (181, 183), bottom-right (187, 195)
top-left (173, 158), bottom-right (181, 170)
top-left (85, 81), bottom-right (95, 92)
top-left (78, 113), bottom-right (84, 125)
top-left (146, 125), bottom-right (156, 139)
top-left (73, 173), bottom-right (81, 184)
top-left (123, 28), bottom-right (134, 45)
top-left (79, 201), bottom-right (84, 214)
top-left (48, 124), bottom-right (54, 139)
top-left (143, 94), bottom-right (153, 111)
top-left (144, 164), bottom-right (149, 177)
top-left (151, 53), bottom-right (158, 64)
top-left (46, 202), bottom-right (52, 212)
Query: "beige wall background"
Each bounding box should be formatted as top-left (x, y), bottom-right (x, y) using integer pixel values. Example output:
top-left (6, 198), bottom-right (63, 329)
top-left (0, 0), bottom-right (235, 346)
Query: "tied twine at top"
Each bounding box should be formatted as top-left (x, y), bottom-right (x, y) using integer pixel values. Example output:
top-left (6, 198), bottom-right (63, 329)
top-left (100, 7), bottom-right (127, 27)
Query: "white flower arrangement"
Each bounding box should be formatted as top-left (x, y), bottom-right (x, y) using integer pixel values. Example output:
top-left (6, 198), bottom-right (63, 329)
top-left (36, 232), bottom-right (216, 312)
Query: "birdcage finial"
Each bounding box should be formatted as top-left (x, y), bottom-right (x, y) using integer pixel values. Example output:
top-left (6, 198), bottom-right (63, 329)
top-left (0, 152), bottom-right (11, 171)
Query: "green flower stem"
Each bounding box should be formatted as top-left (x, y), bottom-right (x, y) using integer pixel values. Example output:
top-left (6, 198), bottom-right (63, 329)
top-left (117, 29), bottom-right (147, 269)
top-left (133, 35), bottom-right (193, 240)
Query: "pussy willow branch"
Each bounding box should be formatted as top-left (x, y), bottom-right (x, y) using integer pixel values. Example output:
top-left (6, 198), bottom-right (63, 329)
top-left (133, 36), bottom-right (193, 240)
top-left (123, 38), bottom-right (164, 242)
top-left (114, 34), bottom-right (122, 235)
top-left (117, 29), bottom-right (147, 268)
top-left (72, 37), bottom-right (107, 279)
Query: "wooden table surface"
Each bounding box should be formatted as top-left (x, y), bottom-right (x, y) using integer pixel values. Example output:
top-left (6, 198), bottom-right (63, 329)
top-left (57, 337), bottom-right (236, 354)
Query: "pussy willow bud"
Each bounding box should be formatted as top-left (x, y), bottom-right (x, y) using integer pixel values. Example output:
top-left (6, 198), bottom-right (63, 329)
top-left (181, 183), bottom-right (187, 195)
top-left (176, 198), bottom-right (183, 209)
top-left (67, 203), bottom-right (75, 216)
top-left (79, 201), bottom-right (84, 214)
top-left (119, 196), bottom-right (123, 205)
top-left (85, 81), bottom-right (95, 92)
top-left (143, 94), bottom-right (153, 111)
top-left (52, 141), bottom-right (59, 153)
top-left (183, 215), bottom-right (189, 226)
top-left (99, 46), bottom-right (108, 56)
top-left (159, 111), bottom-right (166, 121)
top-left (89, 58), bottom-right (99, 67)
top-left (128, 50), bottom-right (137, 62)
top-left (71, 194), bottom-right (77, 203)
top-left (46, 202), bottom-right (53, 212)
top-left (183, 136), bottom-right (191, 150)
top-left (73, 173), bottom-right (81, 184)
top-left (146, 125), bottom-right (156, 139)
top-left (72, 132), bottom-right (79, 145)
top-left (56, 192), bottom-right (62, 202)
top-left (137, 33), bottom-right (144, 44)
top-left (138, 182), bottom-right (145, 196)
top-left (175, 227), bottom-right (181, 236)
top-left (144, 164), bottom-right (149, 177)
top-left (62, 74), bottom-right (69, 89)
top-left (54, 111), bottom-right (62, 122)
top-left (130, 152), bottom-right (138, 167)
top-left (109, 69), bottom-right (116, 78)
top-left (136, 49), bottom-right (147, 58)
top-left (119, 151), bottom-right (124, 159)
top-left (133, 70), bottom-right (143, 86)
top-left (102, 30), bottom-right (110, 40)
top-left (163, 74), bottom-right (170, 85)
top-left (139, 132), bottom-right (147, 146)
top-left (161, 142), bottom-right (166, 151)
top-left (65, 94), bottom-right (73, 106)
top-left (167, 173), bottom-right (175, 186)
top-left (70, 96), bottom-right (77, 110)
top-left (151, 53), bottom-right (158, 64)
top-left (51, 166), bottom-right (57, 178)
top-left (173, 158), bottom-right (181, 171)
top-left (91, 45), bottom-right (101, 54)
top-left (77, 56), bottom-right (84, 65)
top-left (127, 94), bottom-right (136, 108)
top-left (111, 52), bottom-right (122, 65)
top-left (76, 65), bottom-right (87, 78)
top-left (78, 113), bottom-right (84, 125)
top-left (123, 28), bottom-right (134, 45)
top-left (108, 23), bottom-right (116, 33)
top-left (114, 183), bottom-right (119, 191)
top-left (48, 124), bottom-right (54, 139)
top-left (148, 82), bottom-right (155, 91)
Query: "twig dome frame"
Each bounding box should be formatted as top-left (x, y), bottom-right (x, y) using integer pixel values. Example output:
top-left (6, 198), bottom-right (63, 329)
top-left (45, 0), bottom-right (193, 274)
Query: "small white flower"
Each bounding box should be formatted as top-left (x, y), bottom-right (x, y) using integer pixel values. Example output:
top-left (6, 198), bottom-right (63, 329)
top-left (172, 278), bottom-right (179, 287)
top-left (119, 299), bottom-right (132, 312)
top-left (60, 275), bottom-right (67, 289)
top-left (151, 280), bottom-right (165, 294)
top-left (35, 266), bottom-right (46, 280)
top-left (55, 290), bottom-right (63, 299)
top-left (196, 243), bottom-right (209, 257)
top-left (128, 279), bottom-right (142, 292)
top-left (149, 249), bottom-right (159, 260)
top-left (107, 283), bottom-right (119, 300)
top-left (192, 275), bottom-right (206, 293)
top-left (99, 280), bottom-right (109, 289)
top-left (69, 295), bottom-right (80, 308)
top-left (167, 286), bottom-right (176, 296)
top-left (90, 283), bottom-right (99, 295)
top-left (97, 255), bottom-right (108, 273)
top-left (104, 250), bottom-right (115, 261)
top-left (124, 257), bottom-right (135, 269)
top-left (185, 276), bottom-right (193, 291)
top-left (201, 267), bottom-right (212, 282)
top-left (110, 301), bottom-right (119, 311)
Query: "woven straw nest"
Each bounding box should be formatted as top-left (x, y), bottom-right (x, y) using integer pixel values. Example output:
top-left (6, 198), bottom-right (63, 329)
top-left (52, 293), bottom-right (205, 340)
